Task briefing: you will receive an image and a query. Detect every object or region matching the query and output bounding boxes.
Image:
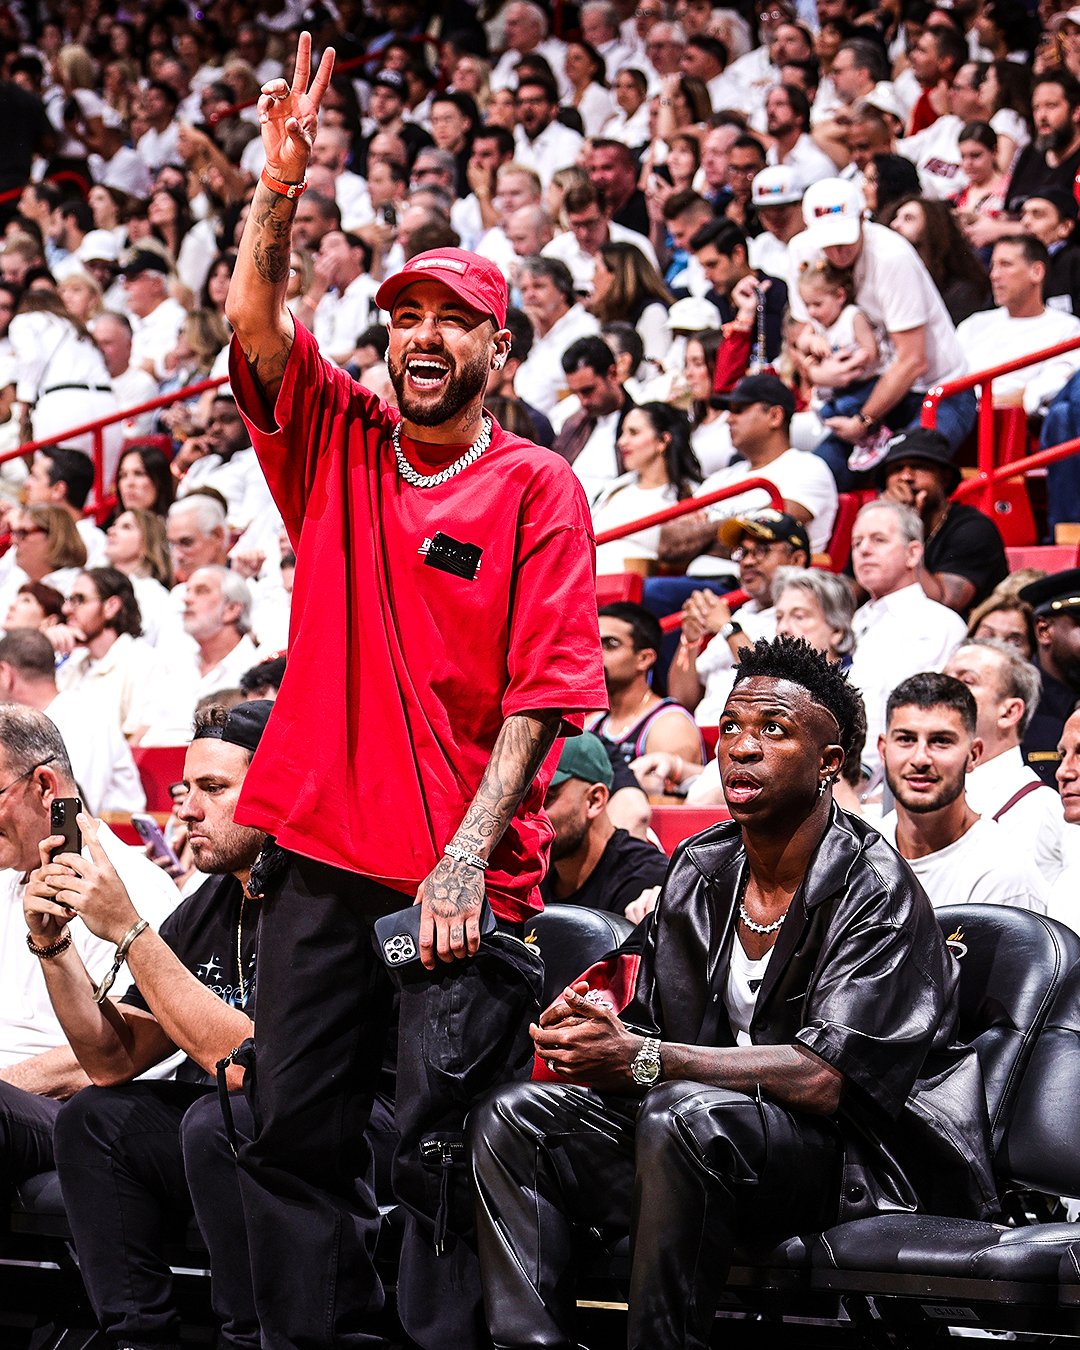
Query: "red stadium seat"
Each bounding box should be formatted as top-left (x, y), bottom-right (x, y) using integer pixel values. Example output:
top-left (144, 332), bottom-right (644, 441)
top-left (1006, 544), bottom-right (1080, 572)
top-left (132, 745), bottom-right (187, 814)
top-left (650, 804), bottom-right (731, 855)
top-left (825, 491), bottom-right (874, 572)
top-left (596, 572), bottom-right (644, 606)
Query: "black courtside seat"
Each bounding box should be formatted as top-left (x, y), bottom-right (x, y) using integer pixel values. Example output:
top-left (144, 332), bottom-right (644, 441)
top-left (812, 909), bottom-right (1080, 1336)
top-left (525, 904), bottom-right (635, 1006)
top-left (580, 904), bottom-right (1080, 1322)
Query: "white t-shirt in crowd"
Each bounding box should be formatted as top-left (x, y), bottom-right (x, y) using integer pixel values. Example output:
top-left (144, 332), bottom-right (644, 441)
top-left (965, 746), bottom-right (1074, 886)
top-left (954, 306), bottom-right (1080, 414)
top-left (876, 814), bottom-right (1049, 913)
top-left (593, 478), bottom-right (677, 574)
top-left (515, 305), bottom-right (601, 414)
top-left (0, 823), bottom-right (178, 1069)
top-left (693, 448), bottom-right (839, 558)
top-left (849, 583), bottom-right (967, 773)
top-left (45, 688), bottom-right (145, 815)
top-left (788, 221), bottom-right (967, 391)
top-left (767, 133), bottom-right (838, 185)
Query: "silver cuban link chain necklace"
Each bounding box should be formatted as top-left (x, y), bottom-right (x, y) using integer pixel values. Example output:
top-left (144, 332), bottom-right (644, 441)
top-left (393, 414), bottom-right (493, 488)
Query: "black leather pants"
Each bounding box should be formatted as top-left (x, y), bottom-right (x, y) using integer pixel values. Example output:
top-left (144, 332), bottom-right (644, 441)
top-left (468, 1079), bottom-right (843, 1350)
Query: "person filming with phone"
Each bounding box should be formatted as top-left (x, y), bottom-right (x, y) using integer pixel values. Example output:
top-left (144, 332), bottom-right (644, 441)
top-left (0, 706), bottom-right (175, 1212)
top-left (221, 31), bottom-right (607, 1350)
top-left (25, 700), bottom-right (274, 1350)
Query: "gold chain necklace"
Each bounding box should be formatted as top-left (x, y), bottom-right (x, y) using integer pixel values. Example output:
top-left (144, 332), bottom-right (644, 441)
top-left (236, 895), bottom-right (247, 1007)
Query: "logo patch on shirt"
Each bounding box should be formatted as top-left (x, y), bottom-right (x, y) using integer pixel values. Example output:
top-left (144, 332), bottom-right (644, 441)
top-left (419, 532), bottom-right (483, 580)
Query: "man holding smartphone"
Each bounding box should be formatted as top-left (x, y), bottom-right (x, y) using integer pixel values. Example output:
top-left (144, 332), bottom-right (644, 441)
top-left (0, 706), bottom-right (176, 1208)
top-left (223, 32), bottom-right (606, 1350)
top-left (26, 700), bottom-right (273, 1350)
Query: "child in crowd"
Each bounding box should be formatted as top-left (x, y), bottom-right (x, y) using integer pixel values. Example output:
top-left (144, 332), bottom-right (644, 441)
top-left (794, 259), bottom-right (892, 470)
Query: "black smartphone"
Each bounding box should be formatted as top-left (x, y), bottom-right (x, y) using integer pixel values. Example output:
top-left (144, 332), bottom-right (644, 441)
top-left (49, 797), bottom-right (82, 862)
top-left (381, 202), bottom-right (397, 227)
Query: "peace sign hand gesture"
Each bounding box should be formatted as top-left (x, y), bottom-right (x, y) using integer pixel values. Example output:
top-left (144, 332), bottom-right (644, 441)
top-left (258, 31), bottom-right (336, 183)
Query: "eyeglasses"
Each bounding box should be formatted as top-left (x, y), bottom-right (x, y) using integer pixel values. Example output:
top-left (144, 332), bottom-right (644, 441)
top-left (9, 526), bottom-right (45, 541)
top-left (731, 541), bottom-right (786, 562)
top-left (65, 592), bottom-right (98, 606)
top-left (0, 755), bottom-right (56, 799)
top-left (169, 535), bottom-right (199, 550)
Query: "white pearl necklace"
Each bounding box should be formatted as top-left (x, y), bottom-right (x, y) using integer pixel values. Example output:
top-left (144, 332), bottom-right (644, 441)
top-left (393, 415), bottom-right (492, 488)
top-left (738, 902), bottom-right (786, 935)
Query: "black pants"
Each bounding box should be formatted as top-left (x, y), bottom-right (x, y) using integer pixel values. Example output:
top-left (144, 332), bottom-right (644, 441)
top-left (235, 855), bottom-right (399, 1350)
top-left (468, 1079), bottom-right (843, 1350)
top-left (0, 1077), bottom-right (62, 1195)
top-left (237, 855), bottom-right (541, 1350)
top-left (53, 1080), bottom-right (219, 1346)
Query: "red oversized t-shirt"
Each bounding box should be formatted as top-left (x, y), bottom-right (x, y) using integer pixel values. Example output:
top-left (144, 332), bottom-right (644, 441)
top-left (229, 324), bottom-right (608, 921)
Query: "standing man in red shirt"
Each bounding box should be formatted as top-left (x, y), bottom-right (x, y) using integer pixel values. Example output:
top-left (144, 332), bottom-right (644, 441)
top-left (224, 32), bottom-right (608, 1350)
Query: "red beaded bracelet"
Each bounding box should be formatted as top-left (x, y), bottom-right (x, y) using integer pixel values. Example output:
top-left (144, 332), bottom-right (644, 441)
top-left (260, 167), bottom-right (308, 199)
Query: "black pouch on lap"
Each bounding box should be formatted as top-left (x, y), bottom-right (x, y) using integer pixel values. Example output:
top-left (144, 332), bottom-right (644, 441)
top-left (392, 932), bottom-right (544, 1249)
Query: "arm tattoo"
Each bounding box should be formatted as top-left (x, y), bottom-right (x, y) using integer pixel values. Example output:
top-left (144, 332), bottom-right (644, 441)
top-left (240, 334), bottom-right (293, 396)
top-left (249, 185), bottom-right (296, 286)
top-left (424, 711), bottom-right (561, 921)
top-left (455, 711), bottom-right (561, 856)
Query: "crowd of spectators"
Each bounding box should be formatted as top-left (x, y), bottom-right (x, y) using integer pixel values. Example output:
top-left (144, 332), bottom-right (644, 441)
top-left (4, 0), bottom-right (1080, 1343)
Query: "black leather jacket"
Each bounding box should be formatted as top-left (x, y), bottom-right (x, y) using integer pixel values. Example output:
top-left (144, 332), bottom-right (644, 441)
top-left (621, 805), bottom-right (999, 1223)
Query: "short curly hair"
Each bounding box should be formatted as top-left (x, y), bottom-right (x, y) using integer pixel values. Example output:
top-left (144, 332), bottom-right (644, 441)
top-left (732, 635), bottom-right (867, 771)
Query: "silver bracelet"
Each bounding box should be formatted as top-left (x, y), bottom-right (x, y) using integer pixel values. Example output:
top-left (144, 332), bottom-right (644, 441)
top-left (444, 844), bottom-right (489, 871)
top-left (92, 917), bottom-right (149, 1005)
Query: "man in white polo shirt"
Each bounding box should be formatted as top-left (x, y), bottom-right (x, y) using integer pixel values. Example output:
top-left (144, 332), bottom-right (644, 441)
top-left (787, 178), bottom-right (974, 490)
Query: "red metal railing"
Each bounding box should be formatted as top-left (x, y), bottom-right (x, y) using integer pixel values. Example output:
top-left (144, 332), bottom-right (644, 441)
top-left (1, 376), bottom-right (228, 519)
top-left (921, 336), bottom-right (1080, 515)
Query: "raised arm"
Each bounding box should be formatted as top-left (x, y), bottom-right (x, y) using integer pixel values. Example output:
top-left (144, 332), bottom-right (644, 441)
top-left (225, 31), bottom-right (335, 407)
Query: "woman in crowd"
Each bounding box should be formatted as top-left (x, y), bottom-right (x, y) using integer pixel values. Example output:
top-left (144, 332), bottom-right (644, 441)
top-left (147, 186), bottom-right (192, 269)
top-left (104, 507), bottom-right (176, 645)
top-left (967, 591), bottom-right (1038, 661)
top-left (884, 195), bottom-right (993, 324)
top-left (285, 246), bottom-right (316, 318)
top-left (662, 132), bottom-right (702, 197)
top-left (587, 241), bottom-right (674, 366)
top-left (547, 166), bottom-right (591, 230)
top-left (592, 403), bottom-right (700, 574)
top-left (564, 39), bottom-right (614, 137)
top-left (954, 122), bottom-right (1009, 228)
top-left (684, 329), bottom-right (736, 474)
top-left (8, 289), bottom-right (120, 480)
top-left (485, 86), bottom-right (517, 130)
top-left (8, 504), bottom-right (87, 597)
top-left (450, 55), bottom-right (492, 113)
top-left (88, 184), bottom-right (130, 244)
top-left (112, 444), bottom-right (175, 520)
top-left (157, 309), bottom-right (230, 439)
top-left (863, 153), bottom-right (920, 221)
top-left (982, 59), bottom-right (1033, 169)
top-left (200, 251), bottom-right (236, 327)
top-left (3, 581), bottom-right (65, 634)
top-left (58, 271), bottom-right (103, 326)
top-left (603, 67), bottom-right (650, 148)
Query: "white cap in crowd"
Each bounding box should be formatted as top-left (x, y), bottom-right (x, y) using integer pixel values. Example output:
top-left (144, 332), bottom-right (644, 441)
top-left (665, 296), bottom-right (724, 332)
top-left (751, 165), bottom-right (804, 209)
top-left (801, 178), bottom-right (867, 249)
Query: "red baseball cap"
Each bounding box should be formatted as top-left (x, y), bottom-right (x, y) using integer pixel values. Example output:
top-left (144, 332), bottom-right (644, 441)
top-left (375, 247), bottom-right (508, 329)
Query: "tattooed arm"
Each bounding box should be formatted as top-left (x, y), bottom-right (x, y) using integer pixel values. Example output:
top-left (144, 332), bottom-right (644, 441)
top-left (225, 31), bottom-right (334, 407)
top-left (417, 709), bottom-right (562, 969)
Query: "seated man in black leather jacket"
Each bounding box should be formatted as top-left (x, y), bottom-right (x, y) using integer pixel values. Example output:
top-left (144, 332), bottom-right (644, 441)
top-left (468, 635), bottom-right (998, 1350)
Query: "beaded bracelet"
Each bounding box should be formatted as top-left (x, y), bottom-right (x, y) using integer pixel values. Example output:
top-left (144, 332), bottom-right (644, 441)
top-left (26, 928), bottom-right (72, 959)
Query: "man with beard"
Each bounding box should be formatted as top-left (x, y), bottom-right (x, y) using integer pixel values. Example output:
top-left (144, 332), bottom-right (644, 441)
top-left (764, 84), bottom-right (837, 186)
top-left (876, 672), bottom-right (1047, 913)
top-left (1007, 70), bottom-right (1080, 215)
top-left (539, 732), bottom-right (668, 918)
top-left (1019, 569), bottom-right (1080, 786)
top-left (28, 700), bottom-right (273, 1350)
top-left (223, 33), bottom-right (607, 1350)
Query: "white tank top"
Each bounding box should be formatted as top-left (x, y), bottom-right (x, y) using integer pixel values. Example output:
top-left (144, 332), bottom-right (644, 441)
top-left (724, 937), bottom-right (775, 1046)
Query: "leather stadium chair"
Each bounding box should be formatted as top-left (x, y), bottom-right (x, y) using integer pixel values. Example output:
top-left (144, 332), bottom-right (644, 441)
top-left (810, 907), bottom-right (1080, 1336)
top-left (525, 905), bottom-right (634, 1007)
